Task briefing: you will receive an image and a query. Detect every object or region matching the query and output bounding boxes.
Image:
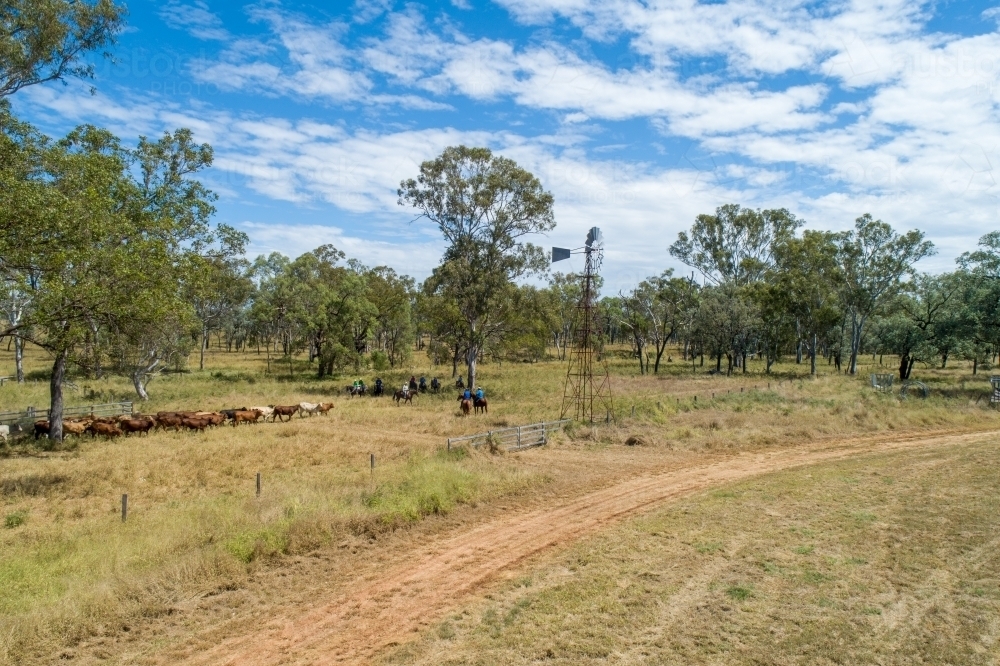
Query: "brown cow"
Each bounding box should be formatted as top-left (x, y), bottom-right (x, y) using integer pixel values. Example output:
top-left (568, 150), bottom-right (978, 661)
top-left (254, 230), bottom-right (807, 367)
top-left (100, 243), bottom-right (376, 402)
top-left (87, 421), bottom-right (123, 438)
top-left (271, 405), bottom-right (299, 422)
top-left (155, 414), bottom-right (183, 430)
top-left (120, 418), bottom-right (155, 436)
top-left (195, 412), bottom-right (225, 426)
top-left (180, 417), bottom-right (211, 431)
top-left (231, 409), bottom-right (262, 426)
top-left (62, 420), bottom-right (92, 437)
top-left (33, 420), bottom-right (50, 439)
top-left (315, 402), bottom-right (334, 415)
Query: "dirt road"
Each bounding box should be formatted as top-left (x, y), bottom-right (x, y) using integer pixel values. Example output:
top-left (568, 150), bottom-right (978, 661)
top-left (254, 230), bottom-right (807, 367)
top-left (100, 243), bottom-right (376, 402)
top-left (177, 429), bottom-right (996, 665)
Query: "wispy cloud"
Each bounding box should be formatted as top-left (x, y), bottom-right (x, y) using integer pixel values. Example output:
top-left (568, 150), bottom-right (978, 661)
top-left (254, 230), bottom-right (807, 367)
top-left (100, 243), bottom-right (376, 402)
top-left (159, 0), bottom-right (230, 41)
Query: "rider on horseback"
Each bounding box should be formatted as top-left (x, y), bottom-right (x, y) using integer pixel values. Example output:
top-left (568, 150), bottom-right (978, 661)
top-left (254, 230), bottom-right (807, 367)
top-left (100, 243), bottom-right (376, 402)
top-left (463, 387), bottom-right (472, 401)
top-left (374, 378), bottom-right (383, 395)
top-left (456, 376), bottom-right (465, 389)
top-left (419, 376), bottom-right (427, 392)
top-left (409, 376), bottom-right (418, 392)
top-left (475, 386), bottom-right (484, 401)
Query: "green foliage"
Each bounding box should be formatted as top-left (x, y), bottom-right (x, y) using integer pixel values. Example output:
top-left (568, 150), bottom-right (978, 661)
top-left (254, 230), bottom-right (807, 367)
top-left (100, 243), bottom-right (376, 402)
top-left (399, 145), bottom-right (555, 387)
top-left (0, 0), bottom-right (125, 97)
top-left (669, 203), bottom-right (801, 287)
top-left (4, 510), bottom-right (26, 529)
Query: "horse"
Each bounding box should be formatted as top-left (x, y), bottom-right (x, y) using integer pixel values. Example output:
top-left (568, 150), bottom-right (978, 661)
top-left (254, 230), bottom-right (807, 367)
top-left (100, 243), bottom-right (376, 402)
top-left (458, 396), bottom-right (471, 416)
top-left (394, 389), bottom-right (414, 405)
top-left (346, 385), bottom-right (366, 397)
top-left (430, 377), bottom-right (441, 393)
top-left (474, 397), bottom-right (488, 414)
top-left (455, 377), bottom-right (465, 389)
top-left (372, 382), bottom-right (384, 397)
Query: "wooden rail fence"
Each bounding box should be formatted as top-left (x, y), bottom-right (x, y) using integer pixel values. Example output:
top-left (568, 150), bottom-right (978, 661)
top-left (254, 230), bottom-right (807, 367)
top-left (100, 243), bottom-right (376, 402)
top-left (446, 419), bottom-right (571, 452)
top-left (0, 401), bottom-right (133, 426)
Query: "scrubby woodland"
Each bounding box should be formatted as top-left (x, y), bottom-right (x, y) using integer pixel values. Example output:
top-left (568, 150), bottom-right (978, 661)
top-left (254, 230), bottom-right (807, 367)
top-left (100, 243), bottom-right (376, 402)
top-left (1, 2), bottom-right (998, 446)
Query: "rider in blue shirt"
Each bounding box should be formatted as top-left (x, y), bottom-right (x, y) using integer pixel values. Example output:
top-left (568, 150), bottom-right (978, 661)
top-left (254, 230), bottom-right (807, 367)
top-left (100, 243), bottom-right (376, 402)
top-left (463, 388), bottom-right (472, 400)
top-left (475, 387), bottom-right (484, 401)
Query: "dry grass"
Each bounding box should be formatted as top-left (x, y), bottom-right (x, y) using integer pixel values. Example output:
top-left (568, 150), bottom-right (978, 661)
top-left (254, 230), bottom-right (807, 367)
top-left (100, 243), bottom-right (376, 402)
top-left (389, 437), bottom-right (1000, 665)
top-left (0, 342), bottom-right (998, 664)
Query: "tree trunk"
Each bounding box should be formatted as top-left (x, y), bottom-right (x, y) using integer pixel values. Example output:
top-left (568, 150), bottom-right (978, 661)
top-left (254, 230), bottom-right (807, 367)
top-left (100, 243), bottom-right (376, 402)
top-left (199, 326), bottom-right (208, 370)
top-left (796, 340), bottom-right (802, 364)
top-left (466, 344), bottom-right (478, 389)
top-left (726, 353), bottom-right (733, 376)
top-left (973, 357), bottom-right (978, 375)
top-left (941, 353), bottom-right (948, 369)
top-left (48, 350), bottom-right (67, 443)
top-left (715, 354), bottom-right (722, 372)
top-left (742, 351), bottom-right (748, 374)
top-left (14, 335), bottom-right (24, 383)
top-left (653, 343), bottom-right (666, 374)
top-left (898, 353), bottom-right (909, 381)
top-left (133, 371), bottom-right (150, 401)
top-left (906, 358), bottom-right (915, 380)
top-left (810, 333), bottom-right (817, 376)
top-left (848, 313), bottom-right (865, 375)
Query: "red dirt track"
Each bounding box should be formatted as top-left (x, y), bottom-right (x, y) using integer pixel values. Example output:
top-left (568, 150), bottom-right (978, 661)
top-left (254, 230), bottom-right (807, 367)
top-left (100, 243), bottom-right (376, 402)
top-left (171, 429), bottom-right (996, 665)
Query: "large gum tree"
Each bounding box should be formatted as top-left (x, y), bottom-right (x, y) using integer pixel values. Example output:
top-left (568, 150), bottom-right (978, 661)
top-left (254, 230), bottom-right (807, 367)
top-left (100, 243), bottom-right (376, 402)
top-left (399, 145), bottom-right (554, 390)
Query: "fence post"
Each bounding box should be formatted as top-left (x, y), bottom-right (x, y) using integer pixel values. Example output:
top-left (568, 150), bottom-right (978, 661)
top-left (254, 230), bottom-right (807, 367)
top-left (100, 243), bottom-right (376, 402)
top-left (447, 438), bottom-right (451, 451)
top-left (517, 426), bottom-right (521, 449)
top-left (121, 494), bottom-right (128, 522)
top-left (256, 472), bottom-right (261, 497)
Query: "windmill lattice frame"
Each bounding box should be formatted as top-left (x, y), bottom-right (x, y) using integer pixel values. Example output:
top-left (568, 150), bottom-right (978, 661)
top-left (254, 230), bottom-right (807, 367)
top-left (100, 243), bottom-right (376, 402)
top-left (555, 229), bottom-right (614, 423)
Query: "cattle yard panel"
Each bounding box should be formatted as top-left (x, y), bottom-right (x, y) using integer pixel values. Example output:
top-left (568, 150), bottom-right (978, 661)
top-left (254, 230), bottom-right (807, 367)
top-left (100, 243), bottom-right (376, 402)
top-left (0, 401), bottom-right (133, 426)
top-left (446, 419), bottom-right (571, 452)
top-left (992, 376), bottom-right (1000, 405)
top-left (870, 374), bottom-right (894, 392)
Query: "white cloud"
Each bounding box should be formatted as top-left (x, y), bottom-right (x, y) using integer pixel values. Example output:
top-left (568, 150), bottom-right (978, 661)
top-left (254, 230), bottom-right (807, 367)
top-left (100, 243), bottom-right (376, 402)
top-left (159, 0), bottom-right (230, 41)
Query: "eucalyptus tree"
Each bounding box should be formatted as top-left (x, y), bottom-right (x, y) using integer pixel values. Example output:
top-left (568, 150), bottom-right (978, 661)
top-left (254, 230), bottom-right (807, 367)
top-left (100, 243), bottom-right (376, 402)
top-left (366, 266), bottom-right (415, 368)
top-left (692, 287), bottom-right (761, 375)
top-left (0, 0), bottom-right (125, 97)
top-left (772, 230), bottom-right (844, 376)
top-left (278, 246), bottom-right (372, 378)
top-left (399, 145), bottom-right (555, 389)
top-left (0, 120), bottom-right (222, 436)
top-left (619, 287), bottom-right (652, 374)
top-left (669, 204), bottom-right (801, 287)
top-left (837, 214), bottom-right (934, 375)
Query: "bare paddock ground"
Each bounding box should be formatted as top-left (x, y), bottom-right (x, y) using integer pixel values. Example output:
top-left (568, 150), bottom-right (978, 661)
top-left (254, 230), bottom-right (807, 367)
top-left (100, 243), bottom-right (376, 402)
top-left (0, 343), bottom-right (998, 664)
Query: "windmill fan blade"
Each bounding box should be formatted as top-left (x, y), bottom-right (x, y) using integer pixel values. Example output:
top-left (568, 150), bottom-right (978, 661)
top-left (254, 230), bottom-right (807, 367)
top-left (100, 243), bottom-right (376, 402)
top-left (586, 227), bottom-right (603, 247)
top-left (551, 247), bottom-right (571, 262)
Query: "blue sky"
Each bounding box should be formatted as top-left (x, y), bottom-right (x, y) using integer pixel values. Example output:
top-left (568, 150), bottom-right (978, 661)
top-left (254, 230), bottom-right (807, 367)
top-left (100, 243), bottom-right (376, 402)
top-left (12, 0), bottom-right (1000, 289)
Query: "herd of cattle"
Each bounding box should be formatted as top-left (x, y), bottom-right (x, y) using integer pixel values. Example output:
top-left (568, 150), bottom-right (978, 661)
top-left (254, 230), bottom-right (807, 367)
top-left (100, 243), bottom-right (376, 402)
top-left (6, 402), bottom-right (336, 441)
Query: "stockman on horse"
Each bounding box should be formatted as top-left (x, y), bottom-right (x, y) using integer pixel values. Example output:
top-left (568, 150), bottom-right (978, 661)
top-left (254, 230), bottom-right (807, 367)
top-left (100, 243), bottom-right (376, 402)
top-left (473, 386), bottom-right (488, 414)
top-left (409, 376), bottom-right (418, 392)
top-left (373, 377), bottom-right (384, 396)
top-left (463, 388), bottom-right (472, 401)
top-left (430, 377), bottom-right (441, 392)
top-left (419, 377), bottom-right (427, 392)
top-left (455, 376), bottom-right (465, 389)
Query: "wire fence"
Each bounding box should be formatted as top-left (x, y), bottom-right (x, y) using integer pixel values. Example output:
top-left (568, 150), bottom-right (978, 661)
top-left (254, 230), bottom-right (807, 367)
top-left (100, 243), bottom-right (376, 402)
top-left (446, 419), bottom-right (571, 452)
top-left (0, 402), bottom-right (133, 426)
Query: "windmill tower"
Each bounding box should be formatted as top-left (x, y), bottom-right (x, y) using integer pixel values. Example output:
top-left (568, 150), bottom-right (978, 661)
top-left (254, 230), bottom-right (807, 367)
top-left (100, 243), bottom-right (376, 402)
top-left (552, 227), bottom-right (615, 423)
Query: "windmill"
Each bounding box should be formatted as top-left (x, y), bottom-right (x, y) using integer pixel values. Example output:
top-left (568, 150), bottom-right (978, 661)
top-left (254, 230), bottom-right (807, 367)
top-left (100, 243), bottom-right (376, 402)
top-left (551, 227), bottom-right (615, 423)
